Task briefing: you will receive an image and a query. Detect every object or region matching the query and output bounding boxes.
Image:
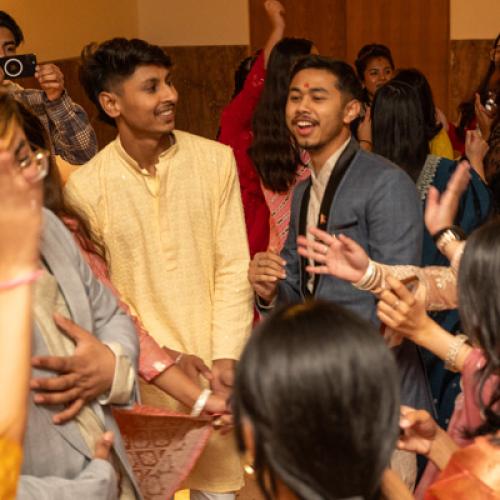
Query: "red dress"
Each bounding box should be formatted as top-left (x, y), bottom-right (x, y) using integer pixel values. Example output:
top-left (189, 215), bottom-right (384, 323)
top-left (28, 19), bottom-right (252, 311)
top-left (218, 52), bottom-right (270, 257)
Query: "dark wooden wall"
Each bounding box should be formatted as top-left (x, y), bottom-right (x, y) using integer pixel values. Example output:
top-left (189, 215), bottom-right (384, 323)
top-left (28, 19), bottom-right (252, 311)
top-left (249, 0), bottom-right (347, 58)
top-left (15, 7), bottom-right (495, 146)
top-left (18, 45), bottom-right (248, 149)
top-left (249, 0), bottom-right (450, 113)
top-left (449, 39), bottom-right (494, 123)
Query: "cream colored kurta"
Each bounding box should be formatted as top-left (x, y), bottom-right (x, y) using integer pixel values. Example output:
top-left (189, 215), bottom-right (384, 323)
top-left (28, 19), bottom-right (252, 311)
top-left (65, 130), bottom-right (253, 492)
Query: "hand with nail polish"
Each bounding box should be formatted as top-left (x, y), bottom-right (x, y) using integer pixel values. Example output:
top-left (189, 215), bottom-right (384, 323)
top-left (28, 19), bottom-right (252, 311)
top-left (31, 313), bottom-right (116, 424)
top-left (248, 249), bottom-right (286, 303)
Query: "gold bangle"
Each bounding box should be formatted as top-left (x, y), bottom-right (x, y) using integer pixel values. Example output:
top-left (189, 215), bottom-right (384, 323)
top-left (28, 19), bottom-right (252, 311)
top-left (444, 334), bottom-right (468, 372)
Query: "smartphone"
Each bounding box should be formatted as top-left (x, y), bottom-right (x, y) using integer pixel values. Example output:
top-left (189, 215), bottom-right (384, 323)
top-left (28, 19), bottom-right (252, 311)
top-left (0, 53), bottom-right (37, 79)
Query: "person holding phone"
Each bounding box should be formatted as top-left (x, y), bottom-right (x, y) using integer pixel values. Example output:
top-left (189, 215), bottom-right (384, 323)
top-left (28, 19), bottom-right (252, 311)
top-left (0, 11), bottom-right (97, 165)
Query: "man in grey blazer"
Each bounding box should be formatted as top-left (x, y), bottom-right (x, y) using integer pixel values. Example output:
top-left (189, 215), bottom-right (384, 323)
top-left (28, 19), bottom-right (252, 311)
top-left (249, 55), bottom-right (433, 414)
top-left (17, 209), bottom-right (141, 499)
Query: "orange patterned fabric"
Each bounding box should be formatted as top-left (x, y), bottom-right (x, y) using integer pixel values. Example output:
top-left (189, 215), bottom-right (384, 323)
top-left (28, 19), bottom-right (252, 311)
top-left (424, 436), bottom-right (500, 499)
top-left (113, 405), bottom-right (213, 500)
top-left (0, 437), bottom-right (22, 499)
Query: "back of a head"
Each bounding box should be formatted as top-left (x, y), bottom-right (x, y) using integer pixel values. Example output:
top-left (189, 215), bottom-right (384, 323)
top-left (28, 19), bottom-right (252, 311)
top-left (393, 68), bottom-right (441, 141)
top-left (79, 37), bottom-right (172, 126)
top-left (354, 43), bottom-right (394, 81)
top-left (371, 80), bottom-right (428, 181)
top-left (233, 301), bottom-right (400, 500)
top-left (0, 11), bottom-right (23, 47)
top-left (458, 219), bottom-right (500, 436)
top-left (249, 37), bottom-right (313, 193)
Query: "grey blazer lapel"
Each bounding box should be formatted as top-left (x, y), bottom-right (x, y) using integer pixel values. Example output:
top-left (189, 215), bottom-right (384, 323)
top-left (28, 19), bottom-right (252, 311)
top-left (31, 323), bottom-right (92, 460)
top-left (40, 225), bottom-right (93, 330)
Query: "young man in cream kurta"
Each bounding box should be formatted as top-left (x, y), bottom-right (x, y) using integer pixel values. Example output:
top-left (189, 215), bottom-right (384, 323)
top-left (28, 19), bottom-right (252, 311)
top-left (64, 38), bottom-right (253, 499)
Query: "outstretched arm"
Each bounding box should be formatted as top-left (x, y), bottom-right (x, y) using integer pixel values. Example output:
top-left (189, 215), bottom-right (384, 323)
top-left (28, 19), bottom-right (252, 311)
top-left (0, 151), bottom-right (42, 444)
top-left (262, 0), bottom-right (286, 66)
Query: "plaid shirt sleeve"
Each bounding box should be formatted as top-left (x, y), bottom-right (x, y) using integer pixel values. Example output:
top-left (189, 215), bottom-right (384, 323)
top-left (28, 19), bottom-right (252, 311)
top-left (13, 88), bottom-right (98, 165)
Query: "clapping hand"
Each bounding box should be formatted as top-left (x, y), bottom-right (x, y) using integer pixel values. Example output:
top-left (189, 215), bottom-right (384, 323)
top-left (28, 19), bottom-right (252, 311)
top-left (424, 160), bottom-right (470, 237)
top-left (297, 227), bottom-right (369, 283)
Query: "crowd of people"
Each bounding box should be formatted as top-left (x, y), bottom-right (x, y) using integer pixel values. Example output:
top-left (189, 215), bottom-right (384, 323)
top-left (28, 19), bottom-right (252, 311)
top-left (0, 1), bottom-right (499, 499)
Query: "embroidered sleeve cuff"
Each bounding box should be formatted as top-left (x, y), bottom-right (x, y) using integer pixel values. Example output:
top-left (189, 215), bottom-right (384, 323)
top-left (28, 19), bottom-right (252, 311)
top-left (98, 342), bottom-right (135, 405)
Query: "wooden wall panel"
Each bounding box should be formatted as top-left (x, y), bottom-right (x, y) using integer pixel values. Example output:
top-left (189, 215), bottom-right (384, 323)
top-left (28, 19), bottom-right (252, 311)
top-left (345, 0), bottom-right (450, 114)
top-left (249, 0), bottom-right (450, 114)
top-left (249, 0), bottom-right (346, 58)
top-left (17, 45), bottom-right (249, 150)
top-left (449, 39), bottom-right (494, 123)
top-left (166, 45), bottom-right (249, 139)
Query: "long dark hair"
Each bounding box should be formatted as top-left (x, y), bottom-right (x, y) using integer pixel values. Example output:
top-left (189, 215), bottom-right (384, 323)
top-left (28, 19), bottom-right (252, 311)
top-left (372, 80), bottom-right (429, 182)
top-left (18, 104), bottom-right (106, 260)
top-left (456, 33), bottom-right (500, 142)
top-left (458, 219), bottom-right (500, 437)
top-left (393, 68), bottom-right (442, 142)
top-left (249, 37), bottom-right (313, 193)
top-left (233, 301), bottom-right (400, 500)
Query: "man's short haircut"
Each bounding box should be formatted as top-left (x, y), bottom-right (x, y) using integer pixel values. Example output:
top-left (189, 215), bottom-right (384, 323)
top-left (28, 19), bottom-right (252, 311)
top-left (289, 55), bottom-right (363, 102)
top-left (0, 11), bottom-right (24, 47)
top-left (79, 37), bottom-right (172, 126)
top-left (355, 43), bottom-right (395, 81)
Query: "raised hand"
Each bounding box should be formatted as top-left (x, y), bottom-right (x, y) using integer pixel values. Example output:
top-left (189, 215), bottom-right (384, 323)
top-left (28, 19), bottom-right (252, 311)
top-left (297, 227), bottom-right (369, 283)
top-left (264, 0), bottom-right (285, 29)
top-left (474, 93), bottom-right (494, 140)
top-left (35, 63), bottom-right (65, 101)
top-left (424, 160), bottom-right (470, 236)
top-left (263, 0), bottom-right (286, 65)
top-left (465, 129), bottom-right (488, 180)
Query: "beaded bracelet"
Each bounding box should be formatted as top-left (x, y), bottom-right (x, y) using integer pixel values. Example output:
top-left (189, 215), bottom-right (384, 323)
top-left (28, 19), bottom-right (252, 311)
top-left (190, 389), bottom-right (212, 417)
top-left (444, 334), bottom-right (469, 372)
top-left (0, 269), bottom-right (43, 291)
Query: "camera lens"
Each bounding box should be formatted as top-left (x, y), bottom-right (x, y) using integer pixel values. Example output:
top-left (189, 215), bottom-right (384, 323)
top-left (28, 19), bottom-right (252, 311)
top-left (4, 58), bottom-right (23, 78)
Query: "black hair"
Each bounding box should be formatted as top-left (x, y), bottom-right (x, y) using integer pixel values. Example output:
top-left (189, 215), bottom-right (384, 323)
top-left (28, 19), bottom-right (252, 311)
top-left (0, 11), bottom-right (24, 47)
top-left (17, 103), bottom-right (106, 261)
top-left (289, 55), bottom-right (364, 102)
top-left (371, 80), bottom-right (429, 182)
top-left (456, 33), bottom-right (500, 142)
top-left (233, 301), bottom-right (400, 500)
top-left (249, 37), bottom-right (313, 193)
top-left (79, 38), bottom-right (172, 127)
top-left (393, 68), bottom-right (442, 142)
top-left (231, 53), bottom-right (259, 100)
top-left (458, 219), bottom-right (500, 438)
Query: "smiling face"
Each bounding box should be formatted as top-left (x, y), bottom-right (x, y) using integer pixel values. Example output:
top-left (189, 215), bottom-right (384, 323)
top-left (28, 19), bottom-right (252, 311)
top-left (99, 64), bottom-right (178, 138)
top-left (362, 56), bottom-right (394, 98)
top-left (286, 68), bottom-right (359, 163)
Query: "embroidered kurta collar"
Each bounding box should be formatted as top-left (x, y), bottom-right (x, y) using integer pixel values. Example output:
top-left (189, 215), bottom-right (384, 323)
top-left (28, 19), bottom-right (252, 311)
top-left (114, 132), bottom-right (178, 176)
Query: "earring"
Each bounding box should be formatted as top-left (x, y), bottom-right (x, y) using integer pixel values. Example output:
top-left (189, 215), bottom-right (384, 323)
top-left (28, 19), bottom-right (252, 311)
top-left (243, 463), bottom-right (255, 475)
